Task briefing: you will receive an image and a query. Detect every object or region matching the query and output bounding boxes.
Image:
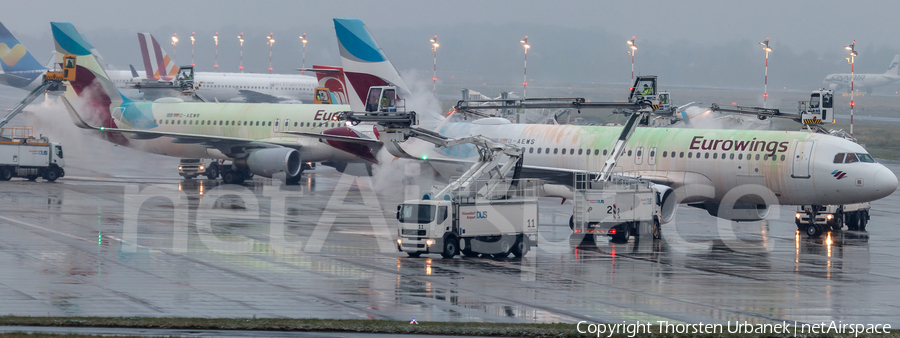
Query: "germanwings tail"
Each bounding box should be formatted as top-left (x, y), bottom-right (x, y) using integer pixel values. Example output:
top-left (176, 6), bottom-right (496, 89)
top-left (333, 18), bottom-right (410, 111)
top-left (137, 32), bottom-right (179, 80)
top-left (0, 21), bottom-right (46, 73)
top-left (311, 65), bottom-right (349, 104)
top-left (885, 54), bottom-right (900, 76)
top-left (52, 22), bottom-right (129, 145)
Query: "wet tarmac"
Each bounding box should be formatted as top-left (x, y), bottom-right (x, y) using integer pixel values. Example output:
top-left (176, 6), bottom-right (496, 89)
top-left (1, 90), bottom-right (899, 327)
top-left (0, 159), bottom-right (897, 326)
top-left (0, 326), bottom-right (472, 338)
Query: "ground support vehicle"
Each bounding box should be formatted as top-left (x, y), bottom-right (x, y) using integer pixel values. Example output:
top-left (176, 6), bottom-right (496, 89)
top-left (796, 203), bottom-right (871, 237)
top-left (0, 126), bottom-right (65, 182)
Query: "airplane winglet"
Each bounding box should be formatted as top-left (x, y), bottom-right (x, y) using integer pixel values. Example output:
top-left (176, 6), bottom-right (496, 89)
top-left (129, 64), bottom-right (139, 78)
top-left (60, 96), bottom-right (99, 130)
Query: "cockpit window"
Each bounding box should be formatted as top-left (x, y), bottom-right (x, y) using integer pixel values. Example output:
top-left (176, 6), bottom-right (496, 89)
top-left (857, 153), bottom-right (875, 163)
top-left (844, 153), bottom-right (859, 163)
top-left (833, 153), bottom-right (845, 163)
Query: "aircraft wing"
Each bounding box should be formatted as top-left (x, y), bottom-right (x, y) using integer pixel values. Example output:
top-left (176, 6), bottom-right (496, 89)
top-left (280, 130), bottom-right (381, 145)
top-left (423, 157), bottom-right (677, 186)
top-left (61, 96), bottom-right (298, 156)
top-left (238, 89), bottom-right (294, 103)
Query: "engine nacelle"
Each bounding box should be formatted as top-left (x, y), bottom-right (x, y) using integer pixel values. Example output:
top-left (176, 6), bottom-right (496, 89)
top-left (650, 184), bottom-right (677, 224)
top-left (234, 148), bottom-right (301, 178)
top-left (689, 202), bottom-right (770, 221)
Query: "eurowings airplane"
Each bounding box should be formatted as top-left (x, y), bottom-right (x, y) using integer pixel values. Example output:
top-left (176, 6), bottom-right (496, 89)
top-left (0, 21), bottom-right (140, 92)
top-left (330, 18), bottom-right (897, 222)
top-left (51, 22), bottom-right (379, 184)
top-left (823, 54), bottom-right (900, 94)
top-left (136, 32), bottom-right (322, 103)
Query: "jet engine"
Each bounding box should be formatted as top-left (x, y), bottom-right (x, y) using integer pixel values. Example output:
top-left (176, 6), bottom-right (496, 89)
top-left (650, 184), bottom-right (677, 224)
top-left (689, 202), bottom-right (770, 221)
top-left (234, 148), bottom-right (301, 178)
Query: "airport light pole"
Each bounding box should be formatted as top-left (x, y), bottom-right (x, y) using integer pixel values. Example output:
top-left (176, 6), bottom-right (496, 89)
top-left (214, 33), bottom-right (219, 72)
top-left (431, 35), bottom-right (439, 96)
top-left (299, 33), bottom-right (307, 73)
top-left (267, 33), bottom-right (275, 74)
top-left (190, 32), bottom-right (195, 66)
top-left (760, 38), bottom-right (772, 108)
top-left (238, 33), bottom-right (244, 73)
top-left (520, 36), bottom-right (529, 98)
top-left (627, 36), bottom-right (637, 84)
top-left (171, 33), bottom-right (178, 62)
top-left (846, 40), bottom-right (857, 136)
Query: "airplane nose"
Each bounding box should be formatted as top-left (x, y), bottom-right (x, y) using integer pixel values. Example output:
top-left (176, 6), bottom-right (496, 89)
top-left (871, 167), bottom-right (899, 200)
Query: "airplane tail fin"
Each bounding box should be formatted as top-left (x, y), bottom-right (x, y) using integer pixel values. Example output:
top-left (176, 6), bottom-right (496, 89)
top-left (886, 54), bottom-right (900, 76)
top-left (333, 18), bottom-right (411, 111)
top-left (311, 65), bottom-right (349, 104)
top-left (137, 32), bottom-right (178, 80)
top-left (0, 21), bottom-right (47, 73)
top-left (52, 21), bottom-right (129, 145)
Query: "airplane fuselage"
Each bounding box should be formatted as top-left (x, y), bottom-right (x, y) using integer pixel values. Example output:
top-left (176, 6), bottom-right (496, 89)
top-left (108, 99), bottom-right (365, 163)
top-left (399, 119), bottom-right (897, 206)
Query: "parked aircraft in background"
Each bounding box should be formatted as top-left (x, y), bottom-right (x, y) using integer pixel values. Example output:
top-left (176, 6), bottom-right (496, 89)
top-left (823, 54), bottom-right (900, 94)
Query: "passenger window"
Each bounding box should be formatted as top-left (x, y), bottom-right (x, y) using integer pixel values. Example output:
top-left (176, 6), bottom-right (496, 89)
top-left (845, 153), bottom-right (859, 163)
top-left (562, 148), bottom-right (567, 155)
top-left (696, 152), bottom-right (700, 158)
top-left (712, 153), bottom-right (717, 159)
top-left (545, 148), bottom-right (550, 154)
top-left (662, 151), bottom-right (667, 158)
top-left (627, 150), bottom-right (632, 156)
top-left (833, 153), bottom-right (845, 163)
top-left (570, 148), bottom-right (574, 154)
top-left (730, 153), bottom-right (734, 160)
top-left (603, 149), bottom-right (608, 156)
top-left (529, 147), bottom-right (533, 154)
top-left (679, 152), bottom-right (684, 158)
top-left (755, 154), bottom-right (760, 160)
top-left (738, 154), bottom-right (743, 160)
top-left (537, 148), bottom-right (542, 154)
top-left (704, 153), bottom-right (709, 159)
top-left (294, 122), bottom-right (298, 127)
top-left (636, 149), bottom-right (642, 157)
top-left (688, 152), bottom-right (692, 158)
top-left (578, 149), bottom-right (583, 155)
top-left (649, 150), bottom-right (655, 157)
top-left (781, 155), bottom-right (786, 161)
top-left (594, 149), bottom-right (599, 156)
top-left (553, 148), bottom-right (558, 154)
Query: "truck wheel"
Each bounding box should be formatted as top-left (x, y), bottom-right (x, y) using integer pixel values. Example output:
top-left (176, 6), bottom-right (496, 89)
top-left (205, 163), bottom-right (219, 179)
top-left (406, 252), bottom-right (421, 258)
top-left (511, 236), bottom-right (529, 258)
top-left (0, 167), bottom-right (11, 181)
top-left (846, 212), bottom-right (859, 231)
top-left (492, 237), bottom-right (512, 258)
top-left (651, 218), bottom-right (661, 240)
top-left (859, 211), bottom-right (868, 231)
top-left (45, 168), bottom-right (59, 182)
top-left (441, 236), bottom-right (459, 259)
top-left (805, 223), bottom-right (823, 238)
top-left (222, 170), bottom-right (242, 184)
top-left (831, 216), bottom-right (843, 231)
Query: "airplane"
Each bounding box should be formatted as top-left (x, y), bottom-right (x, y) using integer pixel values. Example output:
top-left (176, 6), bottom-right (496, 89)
top-left (0, 21), bottom-right (142, 93)
top-left (51, 22), bottom-right (380, 184)
top-left (328, 18), bottom-right (898, 225)
top-left (823, 54), bottom-right (900, 94)
top-left (136, 32), bottom-right (324, 103)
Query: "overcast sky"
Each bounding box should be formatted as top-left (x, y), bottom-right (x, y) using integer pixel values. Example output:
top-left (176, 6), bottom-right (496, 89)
top-left (6, 0), bottom-right (900, 92)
